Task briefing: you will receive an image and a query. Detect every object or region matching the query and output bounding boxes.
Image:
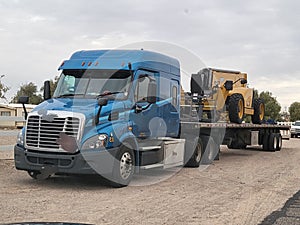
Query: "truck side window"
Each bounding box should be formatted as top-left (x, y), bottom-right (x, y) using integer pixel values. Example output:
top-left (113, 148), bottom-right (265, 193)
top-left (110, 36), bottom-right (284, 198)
top-left (135, 75), bottom-right (150, 102)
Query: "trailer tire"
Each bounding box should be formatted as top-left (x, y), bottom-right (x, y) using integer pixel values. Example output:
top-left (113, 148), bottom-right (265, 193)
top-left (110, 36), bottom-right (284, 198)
top-left (268, 133), bottom-right (277, 152)
top-left (262, 134), bottom-right (269, 151)
top-left (228, 94), bottom-right (244, 124)
top-left (110, 144), bottom-right (135, 188)
top-left (252, 98), bottom-right (265, 124)
top-left (276, 133), bottom-right (282, 151)
top-left (201, 136), bottom-right (219, 165)
top-left (185, 138), bottom-right (203, 167)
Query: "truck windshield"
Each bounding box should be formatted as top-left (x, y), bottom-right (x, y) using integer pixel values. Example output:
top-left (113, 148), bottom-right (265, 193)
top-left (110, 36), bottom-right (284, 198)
top-left (53, 69), bottom-right (132, 99)
top-left (294, 122), bottom-right (300, 126)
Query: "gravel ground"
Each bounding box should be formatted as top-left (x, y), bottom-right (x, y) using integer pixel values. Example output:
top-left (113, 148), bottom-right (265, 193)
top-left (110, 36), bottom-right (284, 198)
top-left (0, 132), bottom-right (300, 225)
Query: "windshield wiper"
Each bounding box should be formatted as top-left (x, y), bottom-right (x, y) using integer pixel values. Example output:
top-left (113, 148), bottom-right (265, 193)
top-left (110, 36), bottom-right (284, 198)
top-left (55, 93), bottom-right (85, 98)
top-left (97, 91), bottom-right (124, 98)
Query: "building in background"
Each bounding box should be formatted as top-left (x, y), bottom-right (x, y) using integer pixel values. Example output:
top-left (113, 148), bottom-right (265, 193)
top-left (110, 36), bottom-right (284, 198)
top-left (0, 104), bottom-right (36, 128)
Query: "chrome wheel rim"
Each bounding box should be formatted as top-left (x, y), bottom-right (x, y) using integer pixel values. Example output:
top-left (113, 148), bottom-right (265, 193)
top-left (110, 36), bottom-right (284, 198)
top-left (120, 152), bottom-right (133, 180)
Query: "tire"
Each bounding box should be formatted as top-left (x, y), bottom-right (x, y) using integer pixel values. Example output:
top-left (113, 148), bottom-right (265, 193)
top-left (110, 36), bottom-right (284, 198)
top-left (110, 144), bottom-right (135, 188)
top-left (262, 134), bottom-right (269, 151)
top-left (228, 94), bottom-right (244, 124)
top-left (252, 98), bottom-right (265, 124)
top-left (185, 138), bottom-right (203, 167)
top-left (275, 133), bottom-right (282, 151)
top-left (201, 136), bottom-right (219, 165)
top-left (268, 133), bottom-right (277, 152)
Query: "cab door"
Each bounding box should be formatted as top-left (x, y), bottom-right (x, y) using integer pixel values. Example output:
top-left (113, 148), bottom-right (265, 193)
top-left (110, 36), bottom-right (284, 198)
top-left (130, 70), bottom-right (161, 138)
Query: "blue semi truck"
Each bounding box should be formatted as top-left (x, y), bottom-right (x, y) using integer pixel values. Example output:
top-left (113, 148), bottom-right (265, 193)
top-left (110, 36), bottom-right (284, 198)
top-left (14, 49), bottom-right (290, 187)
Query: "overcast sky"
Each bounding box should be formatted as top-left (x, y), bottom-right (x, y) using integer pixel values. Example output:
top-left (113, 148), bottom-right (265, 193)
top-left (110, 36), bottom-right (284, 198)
top-left (0, 0), bottom-right (299, 110)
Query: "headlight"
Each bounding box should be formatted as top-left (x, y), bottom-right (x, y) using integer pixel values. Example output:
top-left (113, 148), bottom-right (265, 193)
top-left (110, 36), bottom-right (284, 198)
top-left (82, 134), bottom-right (108, 150)
top-left (291, 128), bottom-right (296, 132)
top-left (17, 129), bottom-right (24, 145)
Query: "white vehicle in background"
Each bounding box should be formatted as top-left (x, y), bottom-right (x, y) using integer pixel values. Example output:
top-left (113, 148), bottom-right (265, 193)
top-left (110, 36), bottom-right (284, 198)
top-left (291, 121), bottom-right (300, 138)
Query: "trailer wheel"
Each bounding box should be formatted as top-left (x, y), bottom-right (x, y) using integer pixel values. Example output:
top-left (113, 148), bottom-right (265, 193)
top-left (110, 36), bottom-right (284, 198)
top-left (201, 136), bottom-right (219, 165)
top-left (276, 133), bottom-right (282, 151)
top-left (228, 94), bottom-right (244, 124)
top-left (252, 98), bottom-right (265, 124)
top-left (268, 133), bottom-right (277, 152)
top-left (262, 134), bottom-right (269, 151)
top-left (110, 144), bottom-right (135, 188)
top-left (185, 138), bottom-right (203, 167)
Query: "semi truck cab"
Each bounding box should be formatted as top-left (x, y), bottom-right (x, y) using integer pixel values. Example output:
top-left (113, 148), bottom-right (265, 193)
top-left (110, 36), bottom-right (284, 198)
top-left (14, 50), bottom-right (186, 187)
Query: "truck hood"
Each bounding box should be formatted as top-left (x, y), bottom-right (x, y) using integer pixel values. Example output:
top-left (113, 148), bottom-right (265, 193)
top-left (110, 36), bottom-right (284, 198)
top-left (32, 98), bottom-right (130, 121)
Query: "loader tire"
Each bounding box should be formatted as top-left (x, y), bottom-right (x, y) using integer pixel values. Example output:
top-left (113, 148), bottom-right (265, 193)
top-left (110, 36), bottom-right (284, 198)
top-left (252, 98), bottom-right (265, 124)
top-left (228, 94), bottom-right (244, 124)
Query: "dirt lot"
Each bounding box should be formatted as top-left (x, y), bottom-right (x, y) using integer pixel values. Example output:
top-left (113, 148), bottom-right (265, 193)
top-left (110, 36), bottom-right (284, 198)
top-left (0, 134), bottom-right (300, 225)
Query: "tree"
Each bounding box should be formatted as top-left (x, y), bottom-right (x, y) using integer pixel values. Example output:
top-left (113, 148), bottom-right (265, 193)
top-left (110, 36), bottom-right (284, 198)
top-left (289, 102), bottom-right (300, 121)
top-left (259, 91), bottom-right (281, 121)
top-left (11, 82), bottom-right (43, 105)
top-left (0, 79), bottom-right (10, 100)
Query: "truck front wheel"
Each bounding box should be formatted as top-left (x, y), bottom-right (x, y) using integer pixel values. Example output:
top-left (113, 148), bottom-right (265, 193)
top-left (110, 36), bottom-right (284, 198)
top-left (110, 144), bottom-right (135, 188)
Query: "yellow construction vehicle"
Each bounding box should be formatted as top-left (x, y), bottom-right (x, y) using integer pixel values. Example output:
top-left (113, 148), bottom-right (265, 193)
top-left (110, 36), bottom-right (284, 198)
top-left (190, 68), bottom-right (265, 124)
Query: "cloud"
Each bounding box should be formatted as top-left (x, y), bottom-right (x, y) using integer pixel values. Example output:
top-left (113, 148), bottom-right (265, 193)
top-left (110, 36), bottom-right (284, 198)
top-left (0, 0), bottom-right (299, 110)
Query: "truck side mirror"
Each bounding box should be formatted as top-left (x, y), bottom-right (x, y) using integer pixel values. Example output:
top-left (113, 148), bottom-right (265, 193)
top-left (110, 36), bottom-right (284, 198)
top-left (18, 96), bottom-right (29, 104)
top-left (44, 80), bottom-right (51, 100)
top-left (224, 80), bottom-right (233, 91)
top-left (147, 81), bottom-right (157, 104)
top-left (94, 97), bottom-right (108, 125)
top-left (241, 78), bottom-right (247, 85)
top-left (98, 98), bottom-right (108, 107)
top-left (18, 96), bottom-right (29, 120)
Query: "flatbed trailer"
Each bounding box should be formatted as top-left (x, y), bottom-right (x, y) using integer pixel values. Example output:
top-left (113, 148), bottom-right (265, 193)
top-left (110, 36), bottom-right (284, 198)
top-left (180, 121), bottom-right (290, 166)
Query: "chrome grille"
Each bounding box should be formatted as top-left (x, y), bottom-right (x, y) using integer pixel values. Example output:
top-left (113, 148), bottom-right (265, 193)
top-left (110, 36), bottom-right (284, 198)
top-left (25, 114), bottom-right (80, 151)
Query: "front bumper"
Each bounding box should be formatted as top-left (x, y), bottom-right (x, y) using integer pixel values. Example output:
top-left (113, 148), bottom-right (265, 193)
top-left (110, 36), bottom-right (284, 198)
top-left (14, 145), bottom-right (119, 175)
